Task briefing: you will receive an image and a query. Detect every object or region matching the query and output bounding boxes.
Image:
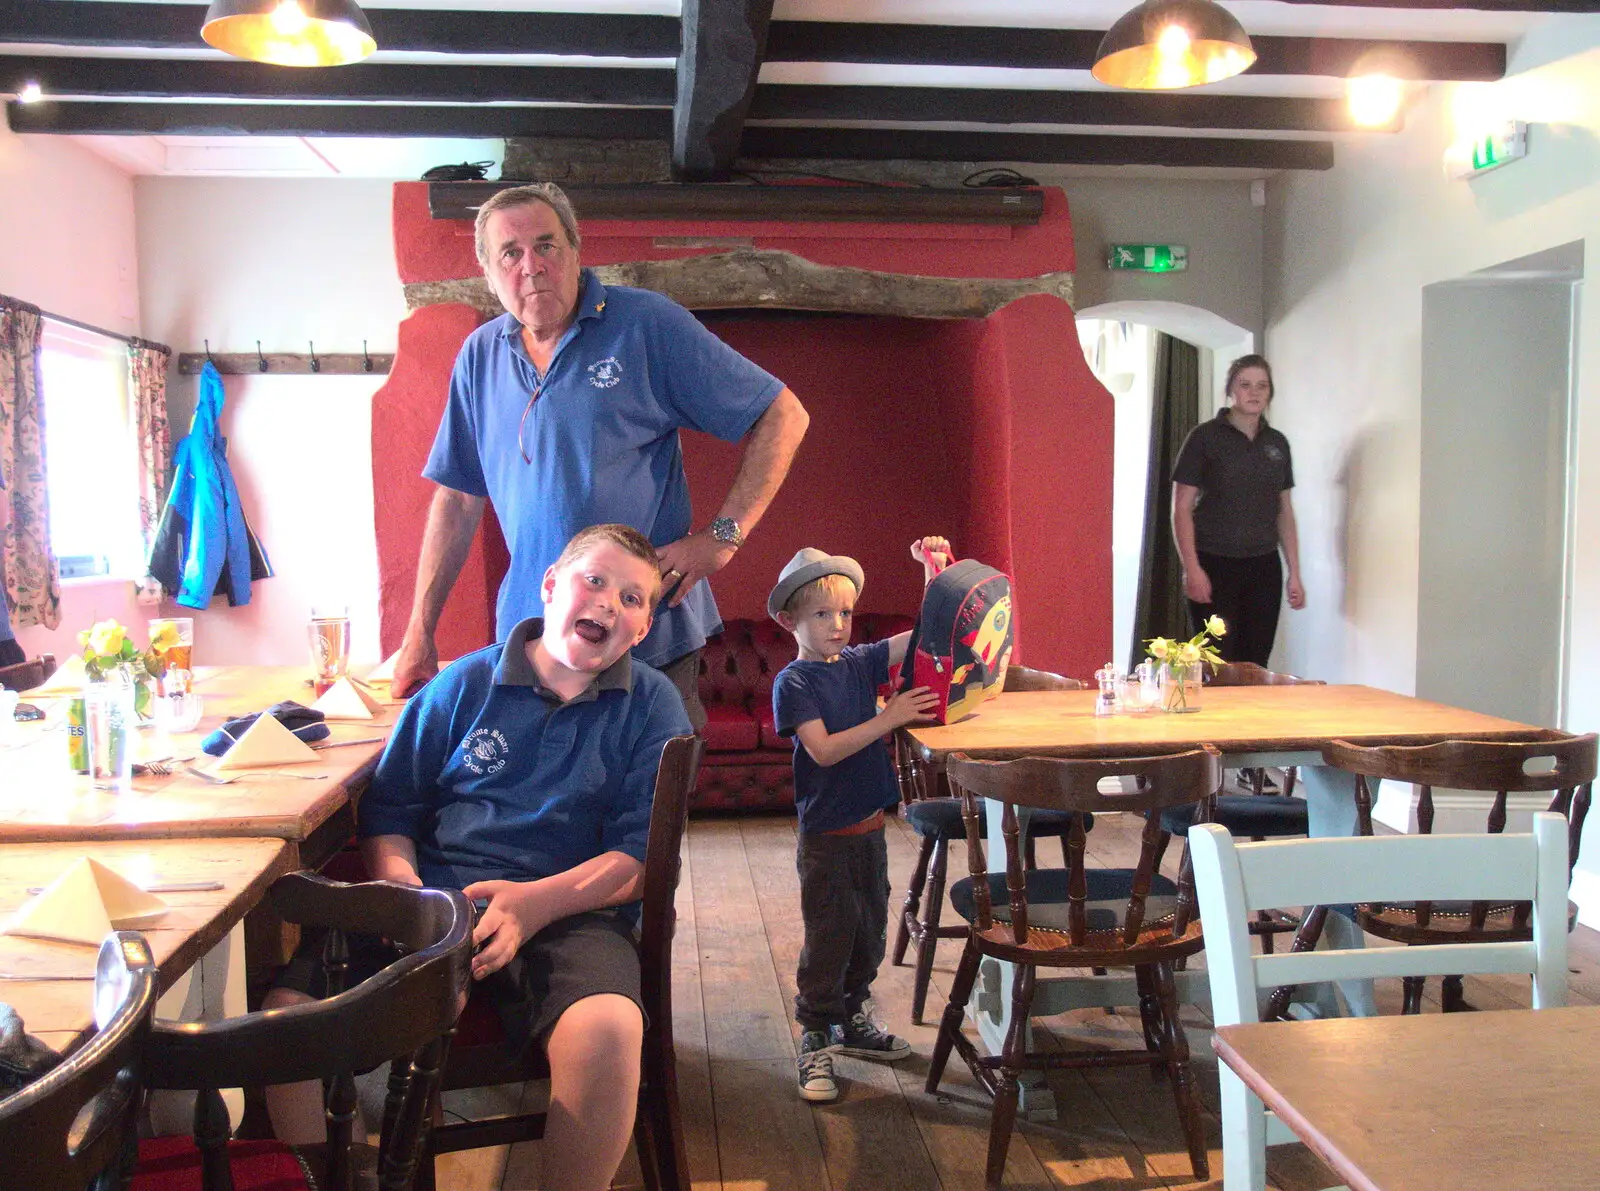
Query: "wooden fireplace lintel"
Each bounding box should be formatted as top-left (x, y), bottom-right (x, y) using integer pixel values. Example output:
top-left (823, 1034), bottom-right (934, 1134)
top-left (402, 248), bottom-right (1074, 321)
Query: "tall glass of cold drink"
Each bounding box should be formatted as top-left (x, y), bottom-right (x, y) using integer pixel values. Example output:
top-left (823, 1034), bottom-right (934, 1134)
top-left (309, 604), bottom-right (351, 696)
top-left (148, 617), bottom-right (195, 696)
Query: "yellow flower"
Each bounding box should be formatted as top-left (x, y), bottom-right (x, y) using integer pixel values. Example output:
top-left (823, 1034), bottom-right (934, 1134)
top-left (1149, 639), bottom-right (1169, 660)
top-left (149, 622), bottom-right (180, 653)
top-left (86, 619), bottom-right (126, 658)
top-left (1178, 642), bottom-right (1202, 665)
top-left (1205, 615), bottom-right (1227, 638)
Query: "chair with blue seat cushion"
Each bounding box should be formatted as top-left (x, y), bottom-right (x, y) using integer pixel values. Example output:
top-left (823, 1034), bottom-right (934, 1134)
top-left (925, 746), bottom-right (1222, 1190)
top-left (891, 665), bottom-right (1090, 1024)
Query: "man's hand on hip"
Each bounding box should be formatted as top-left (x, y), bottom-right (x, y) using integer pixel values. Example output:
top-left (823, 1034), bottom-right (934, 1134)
top-left (391, 634), bottom-right (440, 699)
top-left (656, 533), bottom-right (738, 608)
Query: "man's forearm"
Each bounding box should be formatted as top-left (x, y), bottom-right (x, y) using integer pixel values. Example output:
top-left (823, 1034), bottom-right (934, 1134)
top-left (717, 387), bottom-right (808, 535)
top-left (406, 486), bottom-right (486, 638)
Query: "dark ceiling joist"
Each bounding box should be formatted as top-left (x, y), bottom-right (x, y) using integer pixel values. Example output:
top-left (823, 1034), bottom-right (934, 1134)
top-left (739, 126), bottom-right (1335, 171)
top-left (0, 2), bottom-right (680, 56)
top-left (764, 22), bottom-right (1504, 80)
top-left (751, 84), bottom-right (1389, 133)
top-left (674, 0), bottom-right (776, 181)
top-left (0, 55), bottom-right (674, 107)
top-left (2, 101), bottom-right (671, 139)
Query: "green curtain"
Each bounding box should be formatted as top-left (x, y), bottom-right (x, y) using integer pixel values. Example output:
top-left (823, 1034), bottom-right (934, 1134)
top-left (1128, 331), bottom-right (1200, 671)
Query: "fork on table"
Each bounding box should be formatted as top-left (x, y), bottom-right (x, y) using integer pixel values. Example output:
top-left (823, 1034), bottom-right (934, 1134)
top-left (181, 765), bottom-right (329, 785)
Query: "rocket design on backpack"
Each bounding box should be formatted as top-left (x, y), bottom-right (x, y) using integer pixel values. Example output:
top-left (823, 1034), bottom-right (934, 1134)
top-left (898, 558), bottom-right (1015, 725)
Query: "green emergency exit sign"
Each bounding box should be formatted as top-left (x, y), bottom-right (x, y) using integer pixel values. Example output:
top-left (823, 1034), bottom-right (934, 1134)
top-left (1107, 244), bottom-right (1188, 273)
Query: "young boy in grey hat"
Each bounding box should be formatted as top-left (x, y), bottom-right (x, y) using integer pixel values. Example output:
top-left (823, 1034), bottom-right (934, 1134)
top-left (769, 535), bottom-right (950, 1102)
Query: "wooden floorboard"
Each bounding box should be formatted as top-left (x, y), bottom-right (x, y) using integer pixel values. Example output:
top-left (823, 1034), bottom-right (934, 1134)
top-left (427, 808), bottom-right (1600, 1191)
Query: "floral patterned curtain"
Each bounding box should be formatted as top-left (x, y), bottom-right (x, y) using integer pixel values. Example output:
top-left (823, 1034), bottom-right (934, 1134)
top-left (0, 297), bottom-right (59, 630)
top-left (129, 338), bottom-right (172, 600)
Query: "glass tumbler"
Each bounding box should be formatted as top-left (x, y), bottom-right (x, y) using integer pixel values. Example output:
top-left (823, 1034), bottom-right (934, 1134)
top-left (148, 616), bottom-right (195, 696)
top-left (309, 603), bottom-right (352, 696)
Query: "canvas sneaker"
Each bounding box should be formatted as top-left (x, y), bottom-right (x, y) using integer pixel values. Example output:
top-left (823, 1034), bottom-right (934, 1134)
top-left (834, 1011), bottom-right (912, 1062)
top-left (797, 1029), bottom-right (840, 1102)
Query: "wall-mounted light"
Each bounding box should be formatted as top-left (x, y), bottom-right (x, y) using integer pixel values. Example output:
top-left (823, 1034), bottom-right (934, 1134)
top-left (17, 80), bottom-right (42, 104)
top-left (1093, 0), bottom-right (1255, 90)
top-left (1347, 74), bottom-right (1405, 128)
top-left (201, 0), bottom-right (376, 67)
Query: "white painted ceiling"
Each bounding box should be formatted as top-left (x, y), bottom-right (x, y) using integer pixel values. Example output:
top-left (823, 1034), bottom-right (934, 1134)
top-left (8, 0), bottom-right (1558, 177)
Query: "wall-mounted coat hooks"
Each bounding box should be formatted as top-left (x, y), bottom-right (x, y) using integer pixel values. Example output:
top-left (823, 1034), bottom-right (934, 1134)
top-left (177, 343), bottom-right (395, 375)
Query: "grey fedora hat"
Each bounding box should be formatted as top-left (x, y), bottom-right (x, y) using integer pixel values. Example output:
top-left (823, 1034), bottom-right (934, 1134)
top-left (768, 547), bottom-right (865, 620)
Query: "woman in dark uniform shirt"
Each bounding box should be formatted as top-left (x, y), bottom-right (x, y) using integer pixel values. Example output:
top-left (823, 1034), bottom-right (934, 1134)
top-left (1170, 354), bottom-right (1305, 667)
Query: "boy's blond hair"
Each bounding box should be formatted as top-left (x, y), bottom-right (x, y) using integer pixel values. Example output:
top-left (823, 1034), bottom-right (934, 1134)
top-left (784, 571), bottom-right (859, 616)
top-left (553, 523), bottom-right (662, 603)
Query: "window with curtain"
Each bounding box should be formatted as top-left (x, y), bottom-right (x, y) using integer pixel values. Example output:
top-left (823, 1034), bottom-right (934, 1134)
top-left (38, 322), bottom-right (145, 580)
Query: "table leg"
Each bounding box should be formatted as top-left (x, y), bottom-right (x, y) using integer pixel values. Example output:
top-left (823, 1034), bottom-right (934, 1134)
top-left (1297, 763), bottom-right (1378, 1018)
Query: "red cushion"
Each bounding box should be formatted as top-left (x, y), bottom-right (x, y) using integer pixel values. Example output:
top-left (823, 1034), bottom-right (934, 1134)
top-left (757, 705), bottom-right (788, 752)
top-left (452, 986), bottom-right (508, 1049)
top-left (701, 702), bottom-right (760, 752)
top-left (133, 1137), bottom-right (309, 1191)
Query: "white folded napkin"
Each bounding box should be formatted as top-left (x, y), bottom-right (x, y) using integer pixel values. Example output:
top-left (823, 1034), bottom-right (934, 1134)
top-left (215, 712), bottom-right (320, 770)
top-left (2, 857), bottom-right (169, 946)
top-left (364, 651), bottom-right (399, 684)
top-left (313, 677), bottom-right (385, 721)
top-left (26, 653), bottom-right (89, 695)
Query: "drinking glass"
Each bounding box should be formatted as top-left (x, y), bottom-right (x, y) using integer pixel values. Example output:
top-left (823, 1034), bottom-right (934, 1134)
top-left (309, 603), bottom-right (352, 696)
top-left (86, 678), bottom-right (135, 790)
top-left (149, 616), bottom-right (195, 696)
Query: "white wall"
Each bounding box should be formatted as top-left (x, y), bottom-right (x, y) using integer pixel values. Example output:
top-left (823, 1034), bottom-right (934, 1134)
top-left (1, 115), bottom-right (148, 660)
top-left (1263, 15), bottom-right (1600, 914)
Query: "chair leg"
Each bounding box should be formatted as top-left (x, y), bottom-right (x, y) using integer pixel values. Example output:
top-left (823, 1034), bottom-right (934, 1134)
top-left (1401, 975), bottom-right (1426, 1015)
top-left (1256, 910), bottom-right (1277, 954)
top-left (1441, 974), bottom-right (1473, 1013)
top-left (1282, 766), bottom-right (1299, 798)
top-left (1133, 964), bottom-right (1163, 1078)
top-left (910, 838), bottom-right (950, 1024)
top-left (925, 939), bottom-right (983, 1093)
top-left (635, 1028), bottom-right (691, 1191)
top-left (893, 834), bottom-right (935, 967)
top-left (1154, 961), bottom-right (1209, 1181)
top-left (985, 965), bottom-right (1037, 1191)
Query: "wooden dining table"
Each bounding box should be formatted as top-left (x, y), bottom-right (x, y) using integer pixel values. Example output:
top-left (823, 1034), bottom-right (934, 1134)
top-left (899, 682), bottom-right (1547, 1116)
top-left (1213, 1005), bottom-right (1600, 1191)
top-left (0, 836), bottom-right (294, 1054)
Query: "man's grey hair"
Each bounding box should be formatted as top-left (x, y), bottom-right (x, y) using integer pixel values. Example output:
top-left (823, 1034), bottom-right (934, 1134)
top-left (473, 183), bottom-right (582, 264)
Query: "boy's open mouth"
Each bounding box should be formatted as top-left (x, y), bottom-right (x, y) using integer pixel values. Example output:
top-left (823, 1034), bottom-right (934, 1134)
top-left (573, 618), bottom-right (610, 645)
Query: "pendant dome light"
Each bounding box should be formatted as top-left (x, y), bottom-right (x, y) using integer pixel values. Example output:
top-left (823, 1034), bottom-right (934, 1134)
top-left (1092, 0), bottom-right (1255, 90)
top-left (202, 0), bottom-right (376, 67)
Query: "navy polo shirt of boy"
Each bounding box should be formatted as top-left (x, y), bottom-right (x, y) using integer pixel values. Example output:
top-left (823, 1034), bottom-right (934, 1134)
top-left (358, 617), bottom-right (693, 897)
top-left (772, 639), bottom-right (901, 833)
top-left (424, 269), bottom-right (785, 668)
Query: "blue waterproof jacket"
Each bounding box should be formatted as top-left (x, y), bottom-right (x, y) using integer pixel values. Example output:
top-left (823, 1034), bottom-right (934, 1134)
top-left (146, 362), bottom-right (272, 608)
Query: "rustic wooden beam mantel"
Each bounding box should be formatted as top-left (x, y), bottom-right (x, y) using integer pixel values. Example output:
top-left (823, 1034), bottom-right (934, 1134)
top-left (402, 249), bottom-right (1075, 321)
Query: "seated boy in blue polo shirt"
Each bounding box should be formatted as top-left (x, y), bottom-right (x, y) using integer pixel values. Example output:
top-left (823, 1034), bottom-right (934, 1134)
top-left (264, 522), bottom-right (691, 1191)
top-left (769, 535), bottom-right (948, 1103)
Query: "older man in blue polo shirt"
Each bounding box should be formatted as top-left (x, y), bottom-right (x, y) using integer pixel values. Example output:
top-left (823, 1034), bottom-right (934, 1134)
top-left (391, 183), bottom-right (811, 724)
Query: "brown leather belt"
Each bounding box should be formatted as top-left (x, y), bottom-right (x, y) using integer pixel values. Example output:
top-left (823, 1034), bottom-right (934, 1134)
top-left (823, 809), bottom-right (886, 837)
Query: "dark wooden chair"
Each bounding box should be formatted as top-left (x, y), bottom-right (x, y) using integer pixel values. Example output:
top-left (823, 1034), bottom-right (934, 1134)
top-left (1324, 732), bottom-right (1597, 1013)
top-left (130, 873), bottom-right (473, 1191)
top-left (0, 932), bottom-right (157, 1191)
top-left (925, 746), bottom-right (1222, 1189)
top-left (0, 651), bottom-right (56, 692)
top-left (891, 666), bottom-right (1094, 1023)
top-left (420, 734), bottom-right (705, 1191)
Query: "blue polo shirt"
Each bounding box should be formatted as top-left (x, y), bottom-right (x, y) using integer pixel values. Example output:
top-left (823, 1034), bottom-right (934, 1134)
top-left (772, 640), bottom-right (900, 834)
top-left (359, 617), bottom-right (693, 894)
top-left (424, 269), bottom-right (785, 666)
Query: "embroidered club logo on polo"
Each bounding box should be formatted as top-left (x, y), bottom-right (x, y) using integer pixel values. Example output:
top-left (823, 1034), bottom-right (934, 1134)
top-left (1263, 443), bottom-right (1284, 462)
top-left (586, 356), bottom-right (623, 388)
top-left (461, 727), bottom-right (510, 775)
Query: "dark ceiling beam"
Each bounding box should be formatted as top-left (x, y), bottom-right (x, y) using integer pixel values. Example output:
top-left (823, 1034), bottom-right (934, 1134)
top-left (739, 126), bottom-right (1335, 170)
top-left (0, 2), bottom-right (681, 56)
top-left (3, 101), bottom-right (672, 139)
top-left (764, 22), bottom-right (1504, 80)
top-left (751, 84), bottom-right (1388, 133)
top-left (674, 0), bottom-right (776, 181)
top-left (0, 55), bottom-right (674, 106)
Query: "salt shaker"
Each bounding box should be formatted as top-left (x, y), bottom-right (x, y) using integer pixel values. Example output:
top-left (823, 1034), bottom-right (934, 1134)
top-left (1093, 664), bottom-right (1124, 716)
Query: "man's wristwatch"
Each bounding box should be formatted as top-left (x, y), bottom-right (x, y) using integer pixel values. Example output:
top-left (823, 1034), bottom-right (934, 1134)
top-left (708, 517), bottom-right (744, 550)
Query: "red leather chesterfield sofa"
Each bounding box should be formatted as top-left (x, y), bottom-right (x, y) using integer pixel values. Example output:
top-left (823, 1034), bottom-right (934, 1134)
top-left (692, 613), bottom-right (913, 812)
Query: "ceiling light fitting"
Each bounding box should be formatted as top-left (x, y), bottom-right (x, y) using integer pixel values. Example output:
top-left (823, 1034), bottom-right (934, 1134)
top-left (202, 0), bottom-right (376, 67)
top-left (1093, 0), bottom-right (1256, 91)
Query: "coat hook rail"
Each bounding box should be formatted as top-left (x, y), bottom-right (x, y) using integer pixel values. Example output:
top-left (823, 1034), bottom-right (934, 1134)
top-left (177, 350), bottom-right (395, 376)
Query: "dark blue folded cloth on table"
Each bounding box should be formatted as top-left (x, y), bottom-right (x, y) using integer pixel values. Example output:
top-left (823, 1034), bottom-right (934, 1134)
top-left (200, 700), bottom-right (330, 756)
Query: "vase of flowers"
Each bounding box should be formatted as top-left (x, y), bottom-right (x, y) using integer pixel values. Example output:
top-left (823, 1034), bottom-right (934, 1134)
top-left (79, 618), bottom-right (174, 723)
top-left (1145, 616), bottom-right (1227, 714)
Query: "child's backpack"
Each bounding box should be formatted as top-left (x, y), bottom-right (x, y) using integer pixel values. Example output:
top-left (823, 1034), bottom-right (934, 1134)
top-left (897, 559), bottom-right (1015, 724)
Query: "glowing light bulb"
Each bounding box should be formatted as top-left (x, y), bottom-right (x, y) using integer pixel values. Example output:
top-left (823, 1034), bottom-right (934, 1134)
top-left (269, 0), bottom-right (310, 36)
top-left (1348, 74), bottom-right (1404, 128)
top-left (17, 80), bottom-right (42, 103)
top-left (1156, 24), bottom-right (1192, 58)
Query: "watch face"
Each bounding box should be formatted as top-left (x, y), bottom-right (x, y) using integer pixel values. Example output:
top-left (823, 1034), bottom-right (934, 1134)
top-left (711, 518), bottom-right (741, 545)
